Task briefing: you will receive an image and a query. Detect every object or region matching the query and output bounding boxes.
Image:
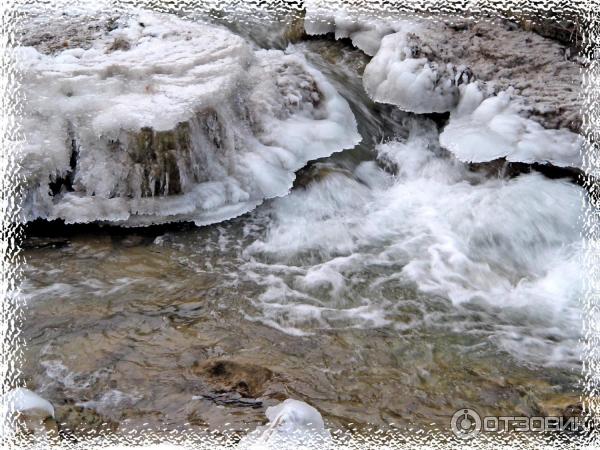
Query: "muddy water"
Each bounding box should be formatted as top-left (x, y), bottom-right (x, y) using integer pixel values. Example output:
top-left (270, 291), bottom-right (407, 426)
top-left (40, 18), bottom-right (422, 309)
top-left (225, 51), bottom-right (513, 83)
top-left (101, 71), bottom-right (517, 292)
top-left (17, 27), bottom-right (583, 439)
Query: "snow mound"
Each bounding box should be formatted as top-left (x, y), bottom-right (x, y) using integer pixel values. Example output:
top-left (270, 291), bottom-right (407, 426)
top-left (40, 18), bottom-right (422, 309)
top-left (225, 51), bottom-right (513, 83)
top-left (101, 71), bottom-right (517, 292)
top-left (440, 84), bottom-right (583, 168)
top-left (240, 399), bottom-right (330, 448)
top-left (17, 10), bottom-right (360, 226)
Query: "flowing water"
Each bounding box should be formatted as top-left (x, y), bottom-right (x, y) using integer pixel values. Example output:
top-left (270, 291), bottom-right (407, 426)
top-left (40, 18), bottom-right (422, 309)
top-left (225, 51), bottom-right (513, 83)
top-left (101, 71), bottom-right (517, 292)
top-left (17, 16), bottom-right (584, 437)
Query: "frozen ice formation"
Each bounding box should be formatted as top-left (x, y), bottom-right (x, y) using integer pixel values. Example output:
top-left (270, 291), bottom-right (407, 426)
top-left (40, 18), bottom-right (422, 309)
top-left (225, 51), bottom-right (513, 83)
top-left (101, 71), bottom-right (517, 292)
top-left (1, 388), bottom-right (55, 420)
top-left (240, 399), bottom-right (330, 448)
top-left (440, 84), bottom-right (584, 168)
top-left (304, 5), bottom-right (401, 56)
top-left (362, 23), bottom-right (473, 114)
top-left (1, 388), bottom-right (55, 438)
top-left (303, 4), bottom-right (583, 168)
top-left (16, 11), bottom-right (360, 226)
top-left (304, 8), bottom-right (471, 114)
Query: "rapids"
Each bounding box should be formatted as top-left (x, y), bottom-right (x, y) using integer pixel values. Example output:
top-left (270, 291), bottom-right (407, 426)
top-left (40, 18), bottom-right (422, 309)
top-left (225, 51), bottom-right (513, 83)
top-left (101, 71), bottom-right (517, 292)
top-left (14, 6), bottom-right (585, 441)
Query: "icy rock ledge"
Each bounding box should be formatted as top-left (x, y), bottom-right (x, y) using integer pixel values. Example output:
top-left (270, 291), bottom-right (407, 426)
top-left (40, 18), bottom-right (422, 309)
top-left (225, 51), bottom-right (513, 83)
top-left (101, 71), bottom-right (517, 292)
top-left (303, 5), bottom-right (584, 169)
top-left (17, 10), bottom-right (360, 226)
top-left (439, 84), bottom-right (584, 168)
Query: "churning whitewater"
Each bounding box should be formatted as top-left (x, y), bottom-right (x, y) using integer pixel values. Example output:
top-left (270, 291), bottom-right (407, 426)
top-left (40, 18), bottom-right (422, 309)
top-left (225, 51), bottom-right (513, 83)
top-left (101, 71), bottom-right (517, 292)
top-left (15, 4), bottom-right (585, 440)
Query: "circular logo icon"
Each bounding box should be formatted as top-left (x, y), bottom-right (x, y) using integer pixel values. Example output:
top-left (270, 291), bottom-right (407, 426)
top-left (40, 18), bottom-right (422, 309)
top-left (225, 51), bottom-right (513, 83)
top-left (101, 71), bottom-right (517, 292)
top-left (451, 408), bottom-right (482, 439)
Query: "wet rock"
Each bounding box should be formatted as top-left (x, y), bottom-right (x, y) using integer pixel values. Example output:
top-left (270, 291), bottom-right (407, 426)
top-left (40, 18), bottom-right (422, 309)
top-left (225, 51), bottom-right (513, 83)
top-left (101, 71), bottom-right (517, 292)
top-left (22, 236), bottom-right (70, 250)
top-left (193, 359), bottom-right (276, 399)
top-left (283, 11), bottom-right (307, 44)
top-left (293, 163), bottom-right (353, 189)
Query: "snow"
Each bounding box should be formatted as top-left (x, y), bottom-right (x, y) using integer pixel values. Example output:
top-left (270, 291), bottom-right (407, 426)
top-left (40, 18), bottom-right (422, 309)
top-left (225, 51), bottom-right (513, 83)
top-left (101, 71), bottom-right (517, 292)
top-left (17, 10), bottom-right (360, 226)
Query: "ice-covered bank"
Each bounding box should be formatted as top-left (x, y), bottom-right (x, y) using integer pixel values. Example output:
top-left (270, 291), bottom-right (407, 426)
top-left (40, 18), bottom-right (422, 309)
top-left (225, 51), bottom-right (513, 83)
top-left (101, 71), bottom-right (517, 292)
top-left (303, 5), bottom-right (584, 169)
top-left (16, 10), bottom-right (360, 226)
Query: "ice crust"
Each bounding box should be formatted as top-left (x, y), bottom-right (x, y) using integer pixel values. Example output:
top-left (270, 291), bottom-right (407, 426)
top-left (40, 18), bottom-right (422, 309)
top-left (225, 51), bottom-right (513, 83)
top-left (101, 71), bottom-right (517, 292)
top-left (362, 25), bottom-right (471, 114)
top-left (17, 11), bottom-right (360, 226)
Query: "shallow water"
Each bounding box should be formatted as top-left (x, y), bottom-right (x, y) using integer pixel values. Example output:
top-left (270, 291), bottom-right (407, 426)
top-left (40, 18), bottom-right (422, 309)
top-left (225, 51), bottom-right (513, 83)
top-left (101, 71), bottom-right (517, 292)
top-left (17, 16), bottom-right (584, 438)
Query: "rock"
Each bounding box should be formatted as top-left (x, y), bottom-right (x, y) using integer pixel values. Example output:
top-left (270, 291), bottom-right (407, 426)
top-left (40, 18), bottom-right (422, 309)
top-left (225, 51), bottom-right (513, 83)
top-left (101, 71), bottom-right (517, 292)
top-left (193, 359), bottom-right (276, 399)
top-left (293, 163), bottom-right (353, 189)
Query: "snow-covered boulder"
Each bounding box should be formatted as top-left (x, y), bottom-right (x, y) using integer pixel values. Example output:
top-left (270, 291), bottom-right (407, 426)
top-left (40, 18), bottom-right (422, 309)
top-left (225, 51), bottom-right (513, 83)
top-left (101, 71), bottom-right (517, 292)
top-left (16, 10), bottom-right (360, 226)
top-left (362, 23), bottom-right (473, 114)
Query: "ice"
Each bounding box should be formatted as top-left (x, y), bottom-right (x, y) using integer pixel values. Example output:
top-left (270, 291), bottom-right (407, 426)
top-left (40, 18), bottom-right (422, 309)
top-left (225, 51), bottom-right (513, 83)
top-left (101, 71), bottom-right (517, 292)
top-left (1, 388), bottom-right (54, 437)
top-left (303, 6), bottom-right (584, 168)
top-left (239, 399), bottom-right (330, 448)
top-left (304, 4), bottom-right (400, 56)
top-left (440, 84), bottom-right (584, 168)
top-left (17, 10), bottom-right (360, 226)
top-left (362, 26), bottom-right (468, 113)
top-left (304, 7), bottom-right (465, 113)
top-left (1, 388), bottom-right (54, 419)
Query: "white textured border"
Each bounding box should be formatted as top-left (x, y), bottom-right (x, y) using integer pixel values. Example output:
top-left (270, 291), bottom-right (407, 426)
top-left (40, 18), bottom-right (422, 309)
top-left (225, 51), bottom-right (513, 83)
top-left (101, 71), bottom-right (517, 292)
top-left (1, 0), bottom-right (598, 448)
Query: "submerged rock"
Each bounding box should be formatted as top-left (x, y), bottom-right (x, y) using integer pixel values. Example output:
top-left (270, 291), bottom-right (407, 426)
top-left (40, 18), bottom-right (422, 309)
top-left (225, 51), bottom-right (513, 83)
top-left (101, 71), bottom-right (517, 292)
top-left (54, 403), bottom-right (119, 440)
top-left (16, 10), bottom-right (360, 226)
top-left (193, 359), bottom-right (277, 399)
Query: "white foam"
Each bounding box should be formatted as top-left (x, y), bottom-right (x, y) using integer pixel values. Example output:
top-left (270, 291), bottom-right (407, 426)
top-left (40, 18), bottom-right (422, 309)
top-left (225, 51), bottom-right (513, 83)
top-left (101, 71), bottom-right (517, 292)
top-left (243, 120), bottom-right (583, 367)
top-left (17, 10), bottom-right (360, 226)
